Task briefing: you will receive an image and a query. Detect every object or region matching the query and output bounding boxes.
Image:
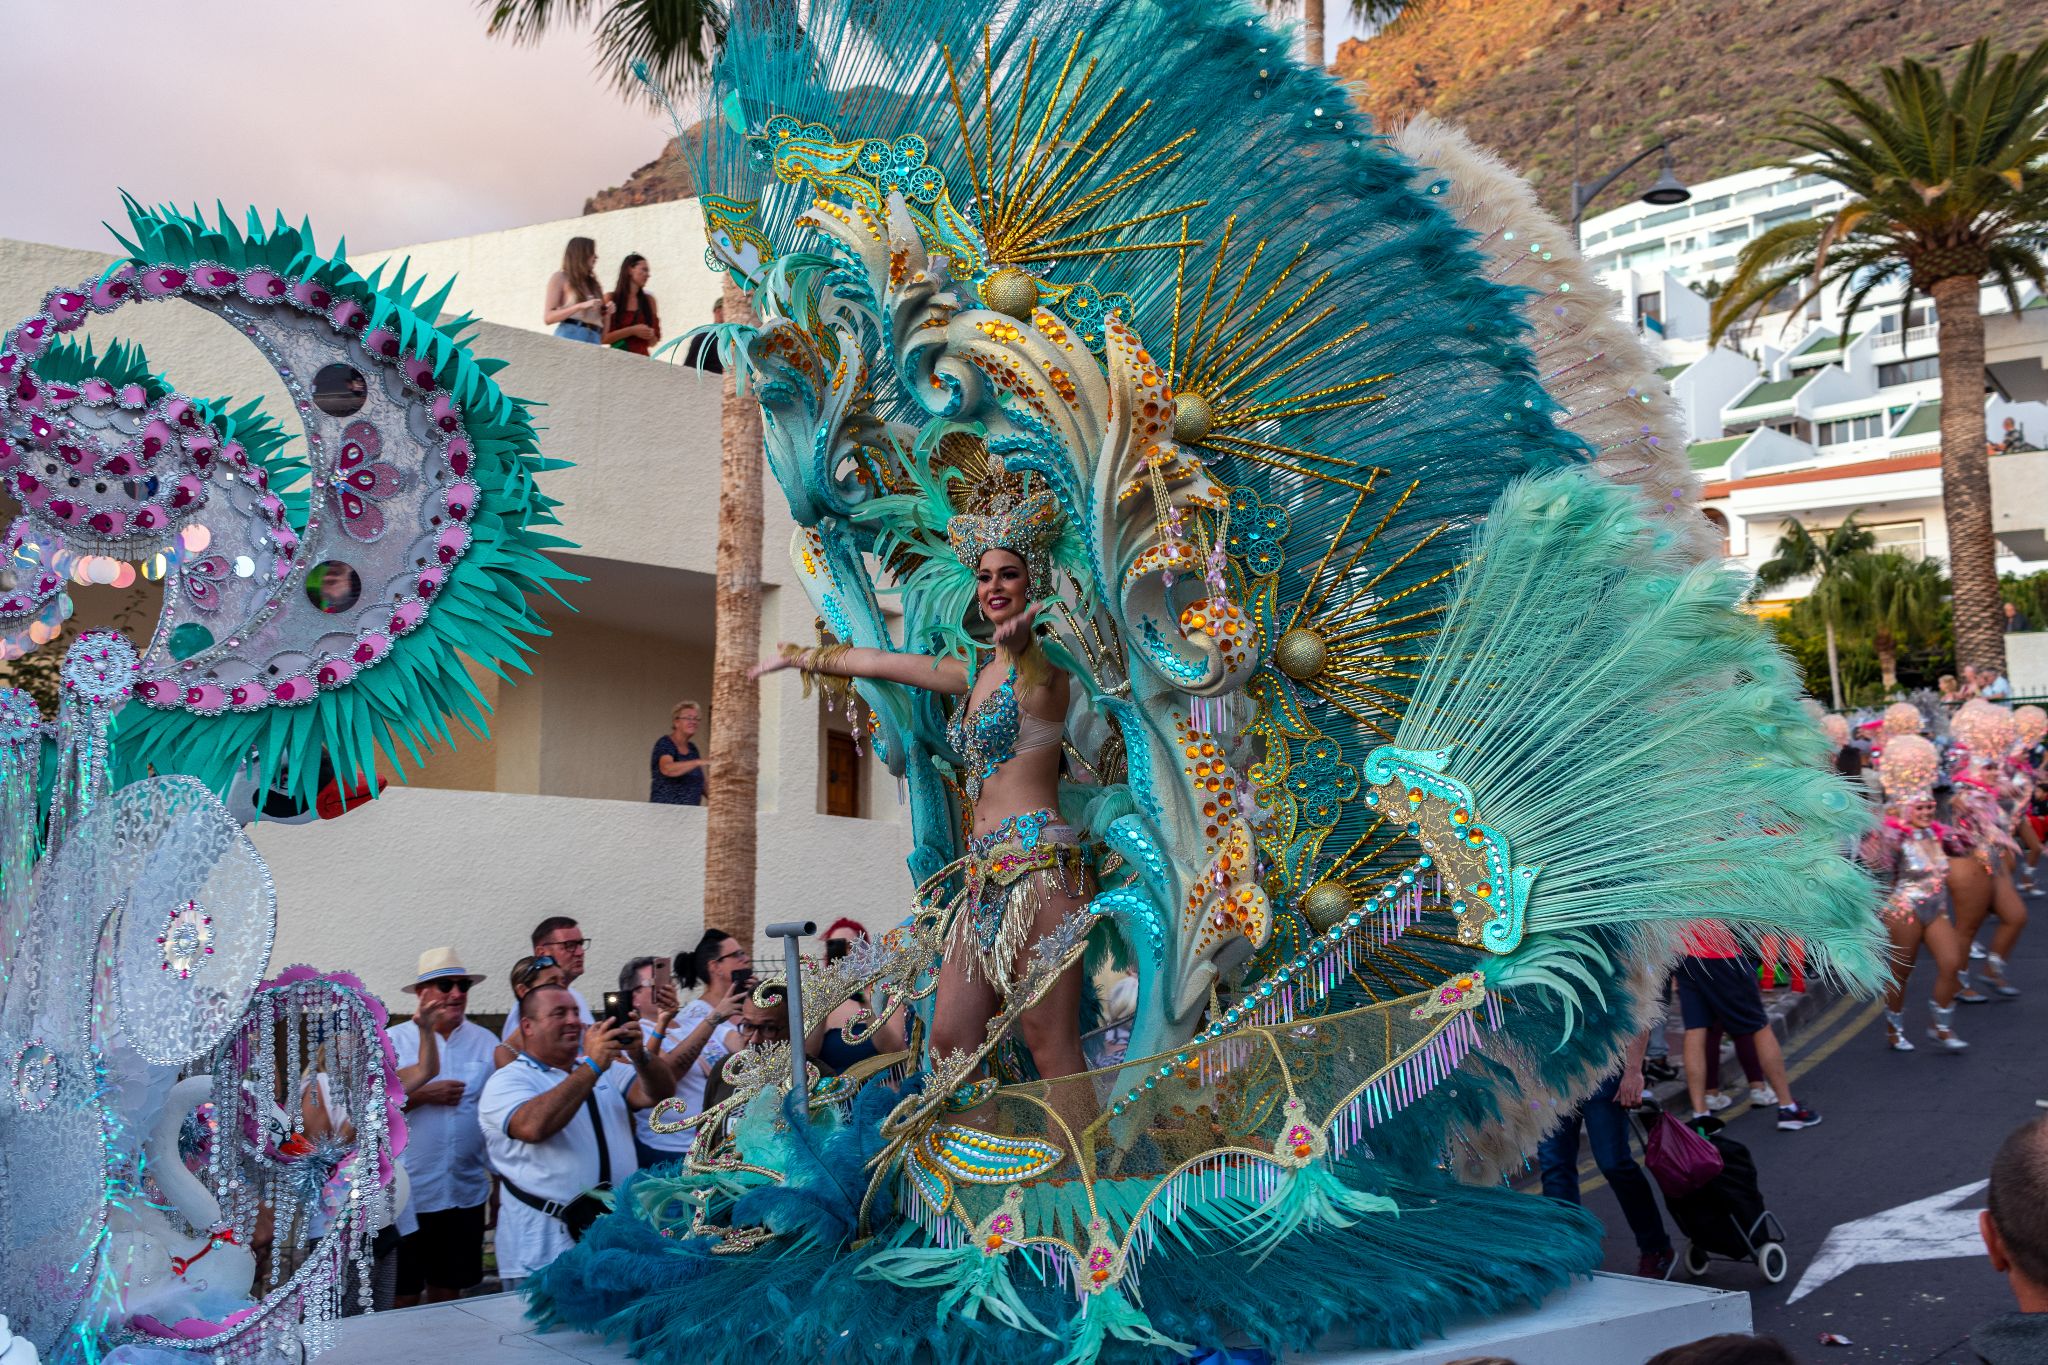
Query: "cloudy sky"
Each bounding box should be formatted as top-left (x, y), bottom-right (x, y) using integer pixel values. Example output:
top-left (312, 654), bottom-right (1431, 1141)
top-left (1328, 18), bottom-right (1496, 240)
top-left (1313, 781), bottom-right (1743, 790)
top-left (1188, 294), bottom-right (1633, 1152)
top-left (1, 1), bottom-right (1371, 255)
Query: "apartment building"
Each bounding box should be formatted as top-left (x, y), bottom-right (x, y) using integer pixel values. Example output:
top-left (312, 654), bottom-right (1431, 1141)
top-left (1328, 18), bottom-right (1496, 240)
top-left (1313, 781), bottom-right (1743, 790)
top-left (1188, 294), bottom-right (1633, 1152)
top-left (1579, 164), bottom-right (2048, 594)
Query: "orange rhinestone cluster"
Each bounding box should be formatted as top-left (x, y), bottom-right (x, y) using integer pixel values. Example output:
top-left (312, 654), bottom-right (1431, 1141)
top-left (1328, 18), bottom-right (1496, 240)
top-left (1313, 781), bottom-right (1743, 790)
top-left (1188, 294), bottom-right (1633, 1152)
top-left (1179, 597), bottom-right (1250, 672)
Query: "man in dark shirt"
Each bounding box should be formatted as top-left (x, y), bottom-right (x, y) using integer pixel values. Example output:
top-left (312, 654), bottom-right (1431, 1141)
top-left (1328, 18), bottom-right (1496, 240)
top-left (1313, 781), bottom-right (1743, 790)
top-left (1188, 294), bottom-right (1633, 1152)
top-left (651, 701), bottom-right (707, 805)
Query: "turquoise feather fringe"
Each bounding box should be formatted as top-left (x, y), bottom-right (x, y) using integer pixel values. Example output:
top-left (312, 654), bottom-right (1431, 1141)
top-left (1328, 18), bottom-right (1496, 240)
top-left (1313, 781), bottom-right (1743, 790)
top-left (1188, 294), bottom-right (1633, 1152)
top-left (530, 1152), bottom-right (1601, 1363)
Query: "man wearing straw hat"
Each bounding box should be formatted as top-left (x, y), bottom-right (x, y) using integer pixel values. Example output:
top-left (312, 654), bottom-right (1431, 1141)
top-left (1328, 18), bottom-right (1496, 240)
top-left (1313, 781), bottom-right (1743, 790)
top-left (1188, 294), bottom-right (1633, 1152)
top-left (390, 947), bottom-right (497, 1306)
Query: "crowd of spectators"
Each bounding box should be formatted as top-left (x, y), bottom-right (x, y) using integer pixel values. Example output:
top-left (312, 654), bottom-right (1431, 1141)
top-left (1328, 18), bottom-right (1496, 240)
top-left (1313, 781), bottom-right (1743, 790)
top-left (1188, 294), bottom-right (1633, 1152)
top-left (386, 915), bottom-right (904, 1294)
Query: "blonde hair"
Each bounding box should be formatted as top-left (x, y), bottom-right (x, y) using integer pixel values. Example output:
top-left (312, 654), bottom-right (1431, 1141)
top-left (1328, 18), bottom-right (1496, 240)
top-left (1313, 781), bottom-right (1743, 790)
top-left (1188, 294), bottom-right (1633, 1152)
top-left (672, 700), bottom-right (701, 723)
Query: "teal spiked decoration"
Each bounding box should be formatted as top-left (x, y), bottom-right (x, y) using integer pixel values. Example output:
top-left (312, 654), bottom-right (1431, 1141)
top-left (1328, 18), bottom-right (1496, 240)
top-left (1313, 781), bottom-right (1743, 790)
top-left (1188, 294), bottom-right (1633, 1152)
top-left (25, 333), bottom-right (311, 528)
top-left (0, 199), bottom-right (574, 811)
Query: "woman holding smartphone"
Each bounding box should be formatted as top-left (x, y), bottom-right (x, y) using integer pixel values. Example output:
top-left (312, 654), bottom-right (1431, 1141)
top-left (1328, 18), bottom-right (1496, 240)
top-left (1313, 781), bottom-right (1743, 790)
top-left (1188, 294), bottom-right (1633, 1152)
top-left (639, 931), bottom-right (753, 1141)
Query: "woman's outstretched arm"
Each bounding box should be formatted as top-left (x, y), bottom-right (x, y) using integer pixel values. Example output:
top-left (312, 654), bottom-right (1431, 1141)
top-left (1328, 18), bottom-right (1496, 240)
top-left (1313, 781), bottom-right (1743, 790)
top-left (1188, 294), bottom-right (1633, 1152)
top-left (751, 644), bottom-right (970, 695)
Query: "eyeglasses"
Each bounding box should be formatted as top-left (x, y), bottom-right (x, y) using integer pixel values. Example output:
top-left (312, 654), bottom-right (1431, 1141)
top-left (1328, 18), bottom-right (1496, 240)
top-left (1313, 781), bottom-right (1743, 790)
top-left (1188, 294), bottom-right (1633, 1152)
top-left (709, 946), bottom-right (750, 966)
top-left (515, 955), bottom-right (558, 986)
top-left (543, 938), bottom-right (591, 954)
top-left (421, 978), bottom-right (470, 994)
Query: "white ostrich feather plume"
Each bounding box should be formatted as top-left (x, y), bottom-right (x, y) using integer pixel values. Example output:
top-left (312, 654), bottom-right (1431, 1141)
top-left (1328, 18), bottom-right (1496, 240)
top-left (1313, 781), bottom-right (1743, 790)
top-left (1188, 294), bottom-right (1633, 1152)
top-left (1392, 115), bottom-right (1717, 562)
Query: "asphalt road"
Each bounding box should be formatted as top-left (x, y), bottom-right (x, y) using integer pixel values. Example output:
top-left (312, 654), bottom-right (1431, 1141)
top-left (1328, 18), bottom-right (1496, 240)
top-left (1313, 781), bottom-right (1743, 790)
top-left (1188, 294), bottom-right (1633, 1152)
top-left (1564, 893), bottom-right (2047, 1364)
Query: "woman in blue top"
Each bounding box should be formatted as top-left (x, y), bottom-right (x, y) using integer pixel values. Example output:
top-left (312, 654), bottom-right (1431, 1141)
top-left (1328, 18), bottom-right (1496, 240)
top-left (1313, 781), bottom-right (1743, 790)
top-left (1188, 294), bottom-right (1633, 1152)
top-left (650, 701), bottom-right (706, 805)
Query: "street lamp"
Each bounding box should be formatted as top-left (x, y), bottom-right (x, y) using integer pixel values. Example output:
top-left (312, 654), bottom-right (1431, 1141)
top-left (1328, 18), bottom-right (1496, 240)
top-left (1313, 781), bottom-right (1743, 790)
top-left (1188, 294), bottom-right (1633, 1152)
top-left (1570, 140), bottom-right (1692, 241)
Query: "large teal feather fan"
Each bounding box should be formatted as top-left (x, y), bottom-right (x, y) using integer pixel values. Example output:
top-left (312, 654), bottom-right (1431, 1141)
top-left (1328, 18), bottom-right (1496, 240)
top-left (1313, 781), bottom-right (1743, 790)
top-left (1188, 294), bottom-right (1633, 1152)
top-left (0, 199), bottom-right (574, 809)
top-left (534, 0), bottom-right (1883, 1358)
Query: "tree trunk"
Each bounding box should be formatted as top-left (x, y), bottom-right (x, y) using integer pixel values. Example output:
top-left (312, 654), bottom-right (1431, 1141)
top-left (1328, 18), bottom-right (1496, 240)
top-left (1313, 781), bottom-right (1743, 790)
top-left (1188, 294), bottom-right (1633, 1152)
top-left (1931, 275), bottom-right (2004, 677)
top-left (1876, 628), bottom-right (1897, 692)
top-left (1824, 616), bottom-right (1843, 711)
top-left (1303, 0), bottom-right (1325, 69)
top-left (704, 274), bottom-right (764, 948)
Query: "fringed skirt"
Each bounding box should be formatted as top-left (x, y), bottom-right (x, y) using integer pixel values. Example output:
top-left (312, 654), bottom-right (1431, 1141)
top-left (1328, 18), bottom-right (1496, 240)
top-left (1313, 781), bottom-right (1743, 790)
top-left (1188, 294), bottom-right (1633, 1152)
top-left (934, 808), bottom-right (1089, 1000)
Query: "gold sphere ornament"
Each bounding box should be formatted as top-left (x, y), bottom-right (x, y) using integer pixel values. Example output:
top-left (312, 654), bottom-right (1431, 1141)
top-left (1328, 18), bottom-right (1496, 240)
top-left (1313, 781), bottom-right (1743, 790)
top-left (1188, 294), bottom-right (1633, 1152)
top-left (1274, 626), bottom-right (1328, 681)
top-left (1172, 391), bottom-right (1215, 444)
top-left (984, 268), bottom-right (1040, 319)
top-left (1301, 880), bottom-right (1356, 933)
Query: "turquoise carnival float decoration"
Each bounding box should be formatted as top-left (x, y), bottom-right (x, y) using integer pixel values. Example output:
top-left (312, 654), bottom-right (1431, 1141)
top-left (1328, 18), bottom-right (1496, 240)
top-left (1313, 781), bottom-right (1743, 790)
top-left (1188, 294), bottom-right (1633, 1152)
top-left (0, 200), bottom-right (571, 1361)
top-left (525, 0), bottom-right (1887, 1361)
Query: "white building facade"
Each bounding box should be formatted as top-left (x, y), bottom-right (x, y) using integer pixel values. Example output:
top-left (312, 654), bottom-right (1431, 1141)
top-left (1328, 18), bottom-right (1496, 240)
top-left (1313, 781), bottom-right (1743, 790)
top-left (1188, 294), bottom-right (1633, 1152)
top-left (1579, 164), bottom-right (2048, 596)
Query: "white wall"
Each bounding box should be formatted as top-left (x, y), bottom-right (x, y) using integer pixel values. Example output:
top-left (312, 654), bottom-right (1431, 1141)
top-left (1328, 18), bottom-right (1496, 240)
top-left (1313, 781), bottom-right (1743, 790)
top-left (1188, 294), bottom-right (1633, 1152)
top-left (253, 788), bottom-right (916, 1017)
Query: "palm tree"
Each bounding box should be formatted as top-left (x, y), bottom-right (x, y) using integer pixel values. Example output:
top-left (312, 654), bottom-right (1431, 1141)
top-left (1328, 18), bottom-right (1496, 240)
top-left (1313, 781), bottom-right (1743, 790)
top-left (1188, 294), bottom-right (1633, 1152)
top-left (1710, 38), bottom-right (2048, 681)
top-left (483, 0), bottom-right (764, 946)
top-left (1275, 0), bottom-right (1417, 71)
top-left (1754, 515), bottom-right (1876, 709)
top-left (1807, 551), bottom-right (1950, 693)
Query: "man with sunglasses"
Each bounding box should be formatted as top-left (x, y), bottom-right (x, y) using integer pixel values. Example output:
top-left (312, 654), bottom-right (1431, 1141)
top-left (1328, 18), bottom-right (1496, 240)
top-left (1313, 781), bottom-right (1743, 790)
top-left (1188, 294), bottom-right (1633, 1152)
top-left (391, 948), bottom-right (497, 1306)
top-left (501, 916), bottom-right (596, 1045)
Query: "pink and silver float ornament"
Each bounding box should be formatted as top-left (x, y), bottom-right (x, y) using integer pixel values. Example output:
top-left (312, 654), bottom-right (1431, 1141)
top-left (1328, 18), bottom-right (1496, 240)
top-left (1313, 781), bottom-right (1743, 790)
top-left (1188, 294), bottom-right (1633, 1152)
top-left (0, 254), bottom-right (482, 721)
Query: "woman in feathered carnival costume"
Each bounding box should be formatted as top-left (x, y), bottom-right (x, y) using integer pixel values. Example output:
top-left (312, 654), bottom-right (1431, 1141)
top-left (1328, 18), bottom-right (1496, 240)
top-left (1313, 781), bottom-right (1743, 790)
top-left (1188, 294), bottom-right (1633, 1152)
top-left (522, 1), bottom-right (1887, 1358)
top-left (1859, 734), bottom-right (1968, 1052)
top-left (1949, 699), bottom-right (2028, 1000)
top-left (752, 486), bottom-right (1102, 1097)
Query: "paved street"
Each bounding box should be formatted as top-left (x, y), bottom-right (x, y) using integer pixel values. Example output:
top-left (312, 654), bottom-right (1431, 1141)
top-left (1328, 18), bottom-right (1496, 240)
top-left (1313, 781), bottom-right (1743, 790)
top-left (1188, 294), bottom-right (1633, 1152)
top-left (1560, 907), bottom-right (2046, 1364)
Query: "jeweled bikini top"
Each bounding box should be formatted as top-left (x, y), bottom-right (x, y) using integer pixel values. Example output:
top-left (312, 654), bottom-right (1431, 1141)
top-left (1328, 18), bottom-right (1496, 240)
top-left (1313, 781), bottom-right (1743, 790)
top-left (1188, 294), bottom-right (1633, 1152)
top-left (946, 652), bottom-right (1062, 803)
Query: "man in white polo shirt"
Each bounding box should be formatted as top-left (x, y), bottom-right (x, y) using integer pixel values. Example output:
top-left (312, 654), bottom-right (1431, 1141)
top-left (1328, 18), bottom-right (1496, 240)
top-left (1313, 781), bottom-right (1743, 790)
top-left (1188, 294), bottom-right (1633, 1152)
top-left (479, 984), bottom-right (675, 1288)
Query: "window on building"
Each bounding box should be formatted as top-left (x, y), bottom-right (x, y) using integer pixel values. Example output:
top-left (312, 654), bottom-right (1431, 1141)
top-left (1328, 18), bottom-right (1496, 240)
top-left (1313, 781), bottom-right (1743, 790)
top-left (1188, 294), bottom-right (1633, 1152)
top-left (1625, 243), bottom-right (1668, 269)
top-left (1757, 204), bottom-right (1810, 229)
top-left (1736, 187), bottom-right (1772, 206)
top-left (1816, 413), bottom-right (1890, 445)
top-left (1636, 291), bottom-right (1664, 333)
top-left (1643, 206), bottom-right (1691, 229)
top-left (1584, 229), bottom-right (1609, 247)
top-left (1710, 223), bottom-right (1751, 247)
top-left (825, 729), bottom-right (862, 818)
top-left (1693, 195), bottom-right (1731, 215)
top-left (1878, 302), bottom-right (1936, 335)
top-left (1879, 356), bottom-right (1941, 387)
top-left (1866, 520), bottom-right (1925, 560)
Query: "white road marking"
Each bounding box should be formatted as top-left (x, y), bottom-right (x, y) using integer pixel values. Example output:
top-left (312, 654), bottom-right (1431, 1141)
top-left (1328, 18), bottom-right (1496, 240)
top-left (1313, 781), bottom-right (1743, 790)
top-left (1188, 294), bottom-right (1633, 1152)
top-left (1786, 1179), bottom-right (1990, 1303)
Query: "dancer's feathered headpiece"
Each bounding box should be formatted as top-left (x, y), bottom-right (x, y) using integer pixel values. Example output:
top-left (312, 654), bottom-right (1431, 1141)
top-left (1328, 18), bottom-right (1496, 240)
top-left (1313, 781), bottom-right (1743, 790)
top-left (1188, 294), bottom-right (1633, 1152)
top-left (2016, 705), bottom-right (2047, 750)
top-left (1880, 701), bottom-right (1924, 738)
top-left (946, 488), bottom-right (1063, 600)
top-left (1951, 699), bottom-right (2016, 763)
top-left (1878, 733), bottom-right (1940, 809)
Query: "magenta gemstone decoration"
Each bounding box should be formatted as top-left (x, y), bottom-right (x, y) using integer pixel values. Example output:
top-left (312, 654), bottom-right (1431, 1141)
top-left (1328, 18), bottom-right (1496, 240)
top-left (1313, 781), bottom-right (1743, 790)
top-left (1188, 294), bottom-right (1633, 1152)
top-left (182, 684), bottom-right (228, 713)
top-left (141, 266), bottom-right (189, 297)
top-left (292, 279), bottom-right (334, 311)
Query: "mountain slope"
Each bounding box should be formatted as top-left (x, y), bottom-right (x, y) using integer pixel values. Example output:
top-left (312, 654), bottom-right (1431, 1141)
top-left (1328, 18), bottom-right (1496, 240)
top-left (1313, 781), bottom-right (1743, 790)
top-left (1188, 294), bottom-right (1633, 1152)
top-left (1334, 0), bottom-right (2048, 221)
